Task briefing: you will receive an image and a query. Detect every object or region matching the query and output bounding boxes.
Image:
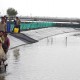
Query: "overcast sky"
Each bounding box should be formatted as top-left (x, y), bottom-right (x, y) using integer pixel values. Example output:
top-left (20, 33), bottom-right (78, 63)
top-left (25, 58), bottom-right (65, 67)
top-left (0, 0), bottom-right (80, 18)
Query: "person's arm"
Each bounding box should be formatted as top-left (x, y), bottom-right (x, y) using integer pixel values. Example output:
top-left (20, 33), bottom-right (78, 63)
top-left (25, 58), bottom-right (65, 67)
top-left (7, 38), bottom-right (10, 48)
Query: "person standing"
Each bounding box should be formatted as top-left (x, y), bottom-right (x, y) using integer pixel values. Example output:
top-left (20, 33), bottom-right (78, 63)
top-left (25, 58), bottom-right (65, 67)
top-left (15, 17), bottom-right (21, 33)
top-left (0, 17), bottom-right (7, 32)
top-left (2, 32), bottom-right (10, 54)
top-left (4, 16), bottom-right (11, 33)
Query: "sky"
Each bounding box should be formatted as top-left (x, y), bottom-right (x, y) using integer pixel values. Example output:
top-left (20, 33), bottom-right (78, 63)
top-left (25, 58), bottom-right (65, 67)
top-left (0, 0), bottom-right (80, 18)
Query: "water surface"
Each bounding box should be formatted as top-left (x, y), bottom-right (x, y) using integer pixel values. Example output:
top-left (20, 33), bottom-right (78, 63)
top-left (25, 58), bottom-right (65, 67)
top-left (1, 32), bottom-right (80, 80)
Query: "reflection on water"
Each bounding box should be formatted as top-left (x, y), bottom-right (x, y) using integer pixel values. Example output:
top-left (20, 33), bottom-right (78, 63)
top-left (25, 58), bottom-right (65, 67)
top-left (65, 37), bottom-right (67, 46)
top-left (47, 37), bottom-right (54, 45)
top-left (1, 32), bottom-right (80, 80)
top-left (13, 49), bottom-right (20, 61)
top-left (46, 35), bottom-right (68, 47)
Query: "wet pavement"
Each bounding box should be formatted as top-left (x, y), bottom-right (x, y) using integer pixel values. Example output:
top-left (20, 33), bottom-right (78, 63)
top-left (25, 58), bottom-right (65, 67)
top-left (1, 29), bottom-right (80, 80)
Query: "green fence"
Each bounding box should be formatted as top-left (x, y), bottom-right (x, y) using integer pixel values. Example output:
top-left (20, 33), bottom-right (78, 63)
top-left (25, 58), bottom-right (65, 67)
top-left (10, 22), bottom-right (56, 32)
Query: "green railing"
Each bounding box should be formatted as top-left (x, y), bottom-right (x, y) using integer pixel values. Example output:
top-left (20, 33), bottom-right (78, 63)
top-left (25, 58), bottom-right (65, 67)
top-left (10, 22), bottom-right (56, 31)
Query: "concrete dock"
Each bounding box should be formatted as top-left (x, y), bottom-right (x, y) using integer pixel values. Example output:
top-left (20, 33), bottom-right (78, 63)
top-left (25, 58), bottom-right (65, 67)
top-left (10, 33), bottom-right (38, 43)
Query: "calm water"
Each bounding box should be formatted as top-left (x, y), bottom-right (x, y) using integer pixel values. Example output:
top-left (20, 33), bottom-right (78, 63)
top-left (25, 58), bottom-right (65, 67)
top-left (1, 32), bottom-right (80, 80)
